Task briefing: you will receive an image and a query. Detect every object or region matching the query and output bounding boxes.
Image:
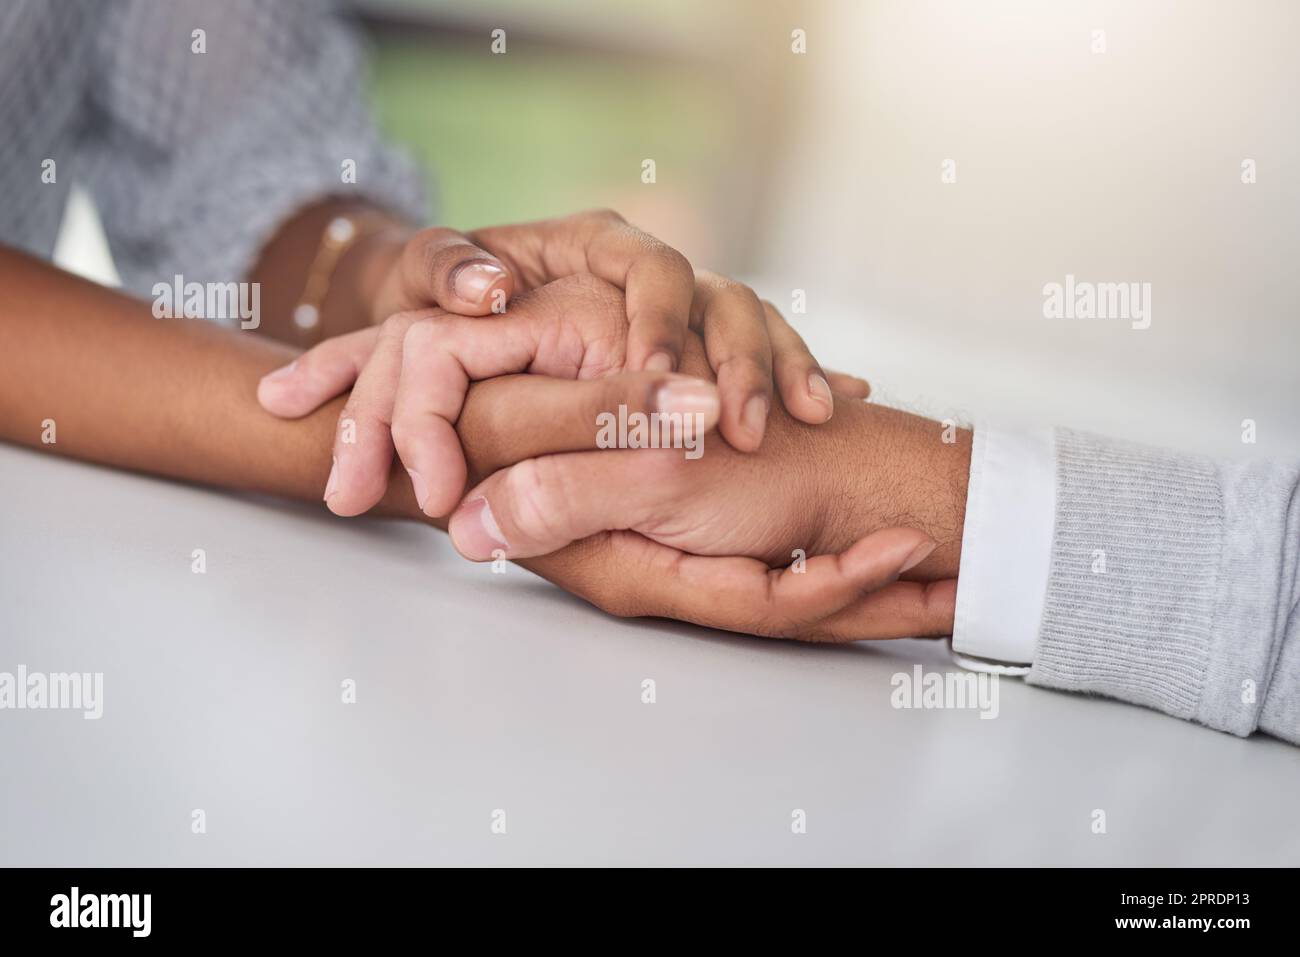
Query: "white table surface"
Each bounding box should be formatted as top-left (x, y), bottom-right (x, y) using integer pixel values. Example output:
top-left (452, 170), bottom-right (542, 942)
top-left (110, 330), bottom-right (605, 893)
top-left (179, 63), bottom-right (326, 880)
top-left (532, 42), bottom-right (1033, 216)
top-left (2, 302), bottom-right (1298, 867)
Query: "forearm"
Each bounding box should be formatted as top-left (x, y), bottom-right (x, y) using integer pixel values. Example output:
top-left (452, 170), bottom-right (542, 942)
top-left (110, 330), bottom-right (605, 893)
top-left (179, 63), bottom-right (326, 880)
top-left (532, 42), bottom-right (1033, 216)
top-left (0, 245), bottom-right (415, 516)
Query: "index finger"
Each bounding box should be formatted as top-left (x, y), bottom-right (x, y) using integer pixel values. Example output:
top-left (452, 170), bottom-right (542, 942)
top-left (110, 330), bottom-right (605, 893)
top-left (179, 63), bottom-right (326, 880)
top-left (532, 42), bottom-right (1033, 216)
top-left (552, 210), bottom-right (695, 374)
top-left (520, 528), bottom-right (940, 639)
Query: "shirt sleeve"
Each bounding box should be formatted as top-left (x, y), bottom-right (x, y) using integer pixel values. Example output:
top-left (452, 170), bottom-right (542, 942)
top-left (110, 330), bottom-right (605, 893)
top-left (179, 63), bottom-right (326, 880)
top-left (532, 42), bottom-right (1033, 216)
top-left (950, 426), bottom-right (1056, 674)
top-left (1027, 428), bottom-right (1300, 745)
top-left (73, 0), bottom-right (428, 299)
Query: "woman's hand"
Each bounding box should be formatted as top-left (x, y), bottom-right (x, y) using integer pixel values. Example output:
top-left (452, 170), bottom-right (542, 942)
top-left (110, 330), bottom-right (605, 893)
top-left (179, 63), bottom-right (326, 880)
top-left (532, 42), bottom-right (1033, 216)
top-left (259, 272), bottom-right (868, 519)
top-left (362, 209), bottom-right (865, 445)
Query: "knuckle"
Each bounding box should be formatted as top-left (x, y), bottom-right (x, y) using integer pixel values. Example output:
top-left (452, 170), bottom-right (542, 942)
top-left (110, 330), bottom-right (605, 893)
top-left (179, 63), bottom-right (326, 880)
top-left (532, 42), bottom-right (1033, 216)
top-left (733, 283), bottom-right (763, 315)
top-left (381, 311), bottom-right (419, 341)
top-left (543, 277), bottom-right (628, 355)
top-left (413, 225), bottom-right (460, 245)
top-left (403, 229), bottom-right (449, 274)
top-left (400, 316), bottom-right (437, 351)
top-left (410, 227), bottom-right (461, 266)
top-left (646, 238), bottom-right (691, 276)
top-left (703, 271), bottom-right (756, 303)
top-left (584, 207), bottom-right (626, 225)
top-left (595, 561), bottom-right (652, 620)
top-left (715, 352), bottom-right (771, 386)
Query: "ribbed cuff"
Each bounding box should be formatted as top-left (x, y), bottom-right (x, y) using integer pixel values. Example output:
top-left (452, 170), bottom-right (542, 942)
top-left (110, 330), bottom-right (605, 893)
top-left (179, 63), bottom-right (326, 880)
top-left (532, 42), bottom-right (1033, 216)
top-left (1260, 629), bottom-right (1300, 742)
top-left (1204, 457), bottom-right (1300, 740)
top-left (1026, 429), bottom-right (1222, 722)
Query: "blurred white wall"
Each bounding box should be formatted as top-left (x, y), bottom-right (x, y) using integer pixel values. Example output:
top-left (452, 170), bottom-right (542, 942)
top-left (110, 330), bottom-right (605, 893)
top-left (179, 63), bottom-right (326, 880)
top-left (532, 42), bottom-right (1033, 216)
top-left (760, 0), bottom-right (1299, 456)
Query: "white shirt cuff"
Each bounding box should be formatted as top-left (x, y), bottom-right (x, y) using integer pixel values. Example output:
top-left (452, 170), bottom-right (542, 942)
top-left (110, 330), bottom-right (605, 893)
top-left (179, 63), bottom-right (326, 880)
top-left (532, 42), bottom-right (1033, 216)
top-left (951, 426), bottom-right (1056, 674)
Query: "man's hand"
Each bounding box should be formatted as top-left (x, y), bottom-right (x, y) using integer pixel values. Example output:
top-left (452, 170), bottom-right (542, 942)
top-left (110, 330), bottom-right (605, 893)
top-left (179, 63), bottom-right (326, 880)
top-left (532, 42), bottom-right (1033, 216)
top-left (438, 364), bottom-right (959, 642)
top-left (448, 334), bottom-right (970, 581)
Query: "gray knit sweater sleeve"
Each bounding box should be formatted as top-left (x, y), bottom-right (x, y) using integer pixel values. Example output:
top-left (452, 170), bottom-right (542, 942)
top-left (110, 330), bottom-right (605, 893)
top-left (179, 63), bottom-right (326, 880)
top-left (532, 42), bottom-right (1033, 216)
top-left (1025, 428), bottom-right (1300, 745)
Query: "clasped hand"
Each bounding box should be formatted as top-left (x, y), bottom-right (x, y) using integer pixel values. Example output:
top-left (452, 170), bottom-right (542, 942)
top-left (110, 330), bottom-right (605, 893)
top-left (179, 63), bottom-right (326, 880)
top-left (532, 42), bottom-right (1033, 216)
top-left (257, 212), bottom-right (959, 641)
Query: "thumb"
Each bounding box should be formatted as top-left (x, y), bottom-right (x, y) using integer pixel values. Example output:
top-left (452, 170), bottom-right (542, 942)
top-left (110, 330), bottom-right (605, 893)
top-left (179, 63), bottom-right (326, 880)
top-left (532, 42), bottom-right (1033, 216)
top-left (448, 448), bottom-right (695, 561)
top-left (256, 325), bottom-right (379, 418)
top-left (397, 226), bottom-right (515, 316)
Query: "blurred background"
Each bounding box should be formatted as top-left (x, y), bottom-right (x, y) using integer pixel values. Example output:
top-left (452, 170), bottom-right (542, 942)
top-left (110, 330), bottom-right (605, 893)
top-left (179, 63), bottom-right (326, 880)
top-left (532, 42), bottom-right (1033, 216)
top-left (60, 0), bottom-right (1299, 456)
top-left (362, 0), bottom-right (795, 269)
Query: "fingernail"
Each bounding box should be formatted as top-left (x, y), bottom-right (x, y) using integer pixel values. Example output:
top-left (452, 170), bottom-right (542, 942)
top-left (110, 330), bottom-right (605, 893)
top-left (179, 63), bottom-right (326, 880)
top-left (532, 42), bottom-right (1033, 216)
top-left (808, 373), bottom-right (834, 418)
top-left (655, 378), bottom-right (719, 419)
top-left (262, 360), bottom-right (297, 382)
top-left (324, 457), bottom-right (340, 501)
top-left (742, 394), bottom-right (769, 441)
top-left (900, 539), bottom-right (938, 573)
top-left (449, 496), bottom-right (508, 561)
top-left (644, 352), bottom-right (675, 374)
top-left (407, 468), bottom-right (429, 512)
top-left (451, 261), bottom-right (507, 304)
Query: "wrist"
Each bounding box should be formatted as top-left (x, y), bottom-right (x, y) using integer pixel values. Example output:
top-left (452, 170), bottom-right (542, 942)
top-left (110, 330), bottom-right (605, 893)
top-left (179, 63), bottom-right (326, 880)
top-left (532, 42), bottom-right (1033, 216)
top-left (809, 400), bottom-right (970, 580)
top-left (346, 226), bottom-right (409, 325)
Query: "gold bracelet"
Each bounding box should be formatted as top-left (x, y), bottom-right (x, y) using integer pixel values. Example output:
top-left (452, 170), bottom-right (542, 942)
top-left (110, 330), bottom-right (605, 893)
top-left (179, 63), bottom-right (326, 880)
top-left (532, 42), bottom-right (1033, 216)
top-left (291, 212), bottom-right (394, 343)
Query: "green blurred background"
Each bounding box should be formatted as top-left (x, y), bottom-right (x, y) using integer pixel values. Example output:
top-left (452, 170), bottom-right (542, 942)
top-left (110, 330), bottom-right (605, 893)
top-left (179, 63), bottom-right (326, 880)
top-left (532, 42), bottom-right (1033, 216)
top-left (361, 0), bottom-right (812, 272)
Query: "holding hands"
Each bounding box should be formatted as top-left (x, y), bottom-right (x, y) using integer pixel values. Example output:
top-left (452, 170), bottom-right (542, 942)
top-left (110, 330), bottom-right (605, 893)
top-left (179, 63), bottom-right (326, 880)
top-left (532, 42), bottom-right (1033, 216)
top-left (259, 210), bottom-right (866, 516)
top-left (257, 211), bottom-right (959, 641)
